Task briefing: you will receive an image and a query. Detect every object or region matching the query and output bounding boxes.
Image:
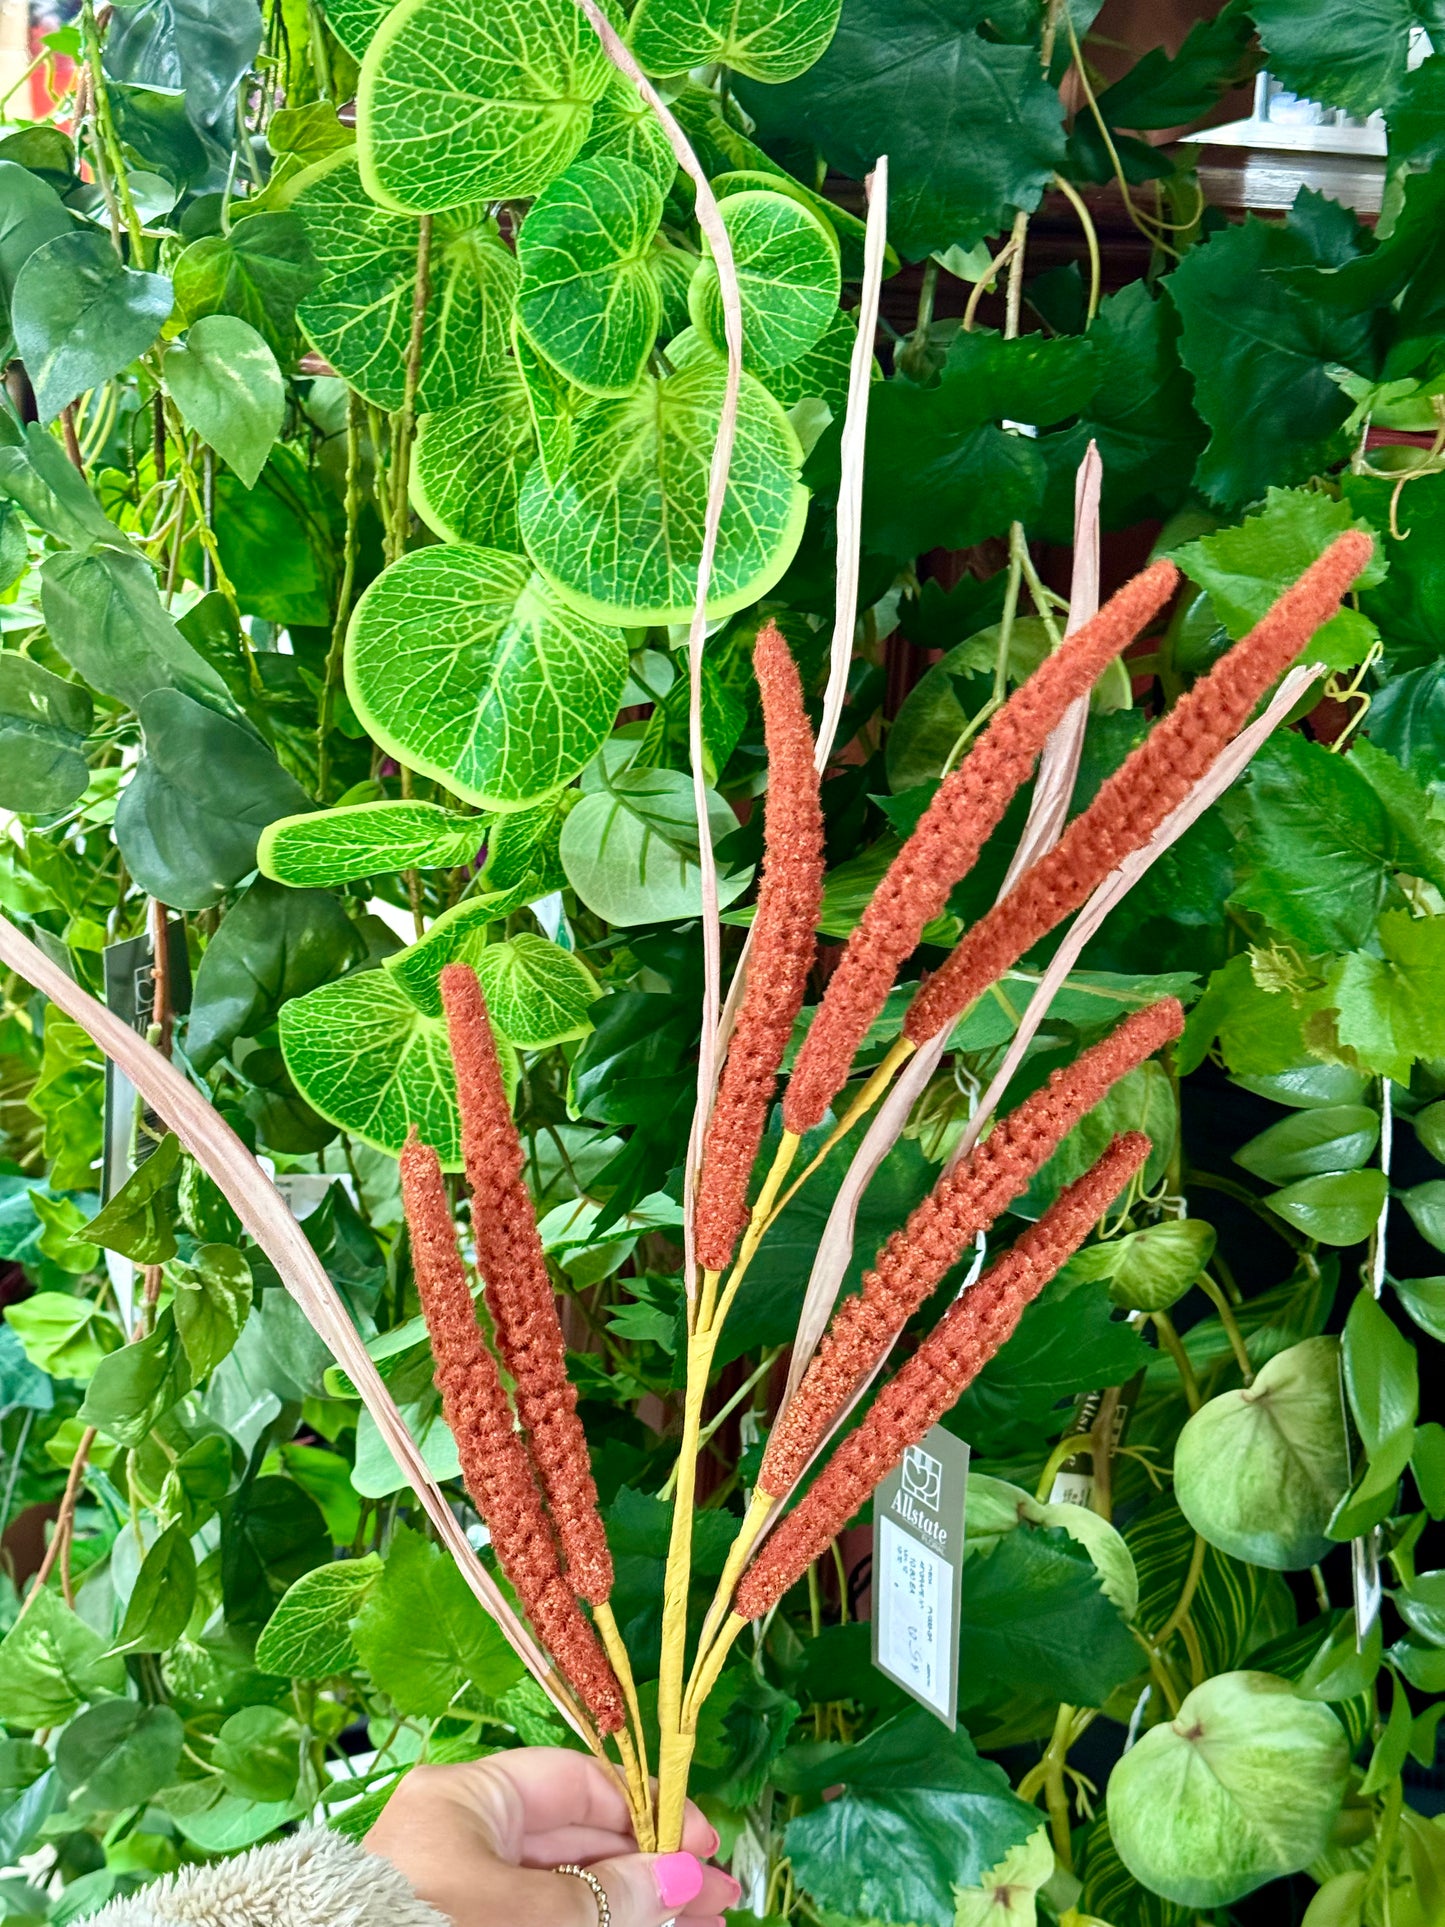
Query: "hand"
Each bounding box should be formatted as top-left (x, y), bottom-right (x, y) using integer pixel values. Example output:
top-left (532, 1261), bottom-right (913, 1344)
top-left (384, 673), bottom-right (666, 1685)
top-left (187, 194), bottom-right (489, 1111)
top-left (364, 1748), bottom-right (741, 1927)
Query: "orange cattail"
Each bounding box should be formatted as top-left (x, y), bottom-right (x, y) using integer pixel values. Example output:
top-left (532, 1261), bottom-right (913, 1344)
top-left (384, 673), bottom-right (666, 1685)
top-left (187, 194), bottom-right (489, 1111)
top-left (440, 964), bottom-right (613, 1607)
top-left (757, 996), bottom-right (1182, 1500)
top-left (696, 623), bottom-right (825, 1274)
top-left (904, 531), bottom-right (1373, 1046)
top-left (782, 560), bottom-right (1179, 1136)
top-left (399, 1136), bottom-right (624, 1732)
top-left (734, 1131), bottom-right (1151, 1622)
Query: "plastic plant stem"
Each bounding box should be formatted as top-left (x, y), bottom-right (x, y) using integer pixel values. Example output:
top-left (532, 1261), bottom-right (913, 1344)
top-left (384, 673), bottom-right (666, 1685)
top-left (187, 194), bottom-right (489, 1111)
top-left (691, 1487), bottom-right (772, 1691)
top-left (389, 214), bottom-right (432, 560)
top-left (1152, 1310), bottom-right (1201, 1411)
top-left (81, 0), bottom-right (144, 259)
top-left (594, 1600), bottom-right (653, 1849)
top-left (1053, 174), bottom-right (1102, 321)
top-left (318, 390), bottom-right (364, 798)
top-left (1195, 1269), bottom-right (1254, 1383)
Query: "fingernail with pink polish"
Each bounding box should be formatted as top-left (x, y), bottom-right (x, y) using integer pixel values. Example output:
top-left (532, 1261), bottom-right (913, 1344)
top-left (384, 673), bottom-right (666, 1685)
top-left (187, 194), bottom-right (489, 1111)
top-left (653, 1853), bottom-right (705, 1910)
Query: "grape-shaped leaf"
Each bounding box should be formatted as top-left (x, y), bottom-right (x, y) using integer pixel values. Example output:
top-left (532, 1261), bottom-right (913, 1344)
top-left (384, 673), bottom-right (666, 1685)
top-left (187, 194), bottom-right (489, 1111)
top-left (1107, 1671), bottom-right (1349, 1907)
top-left (516, 157), bottom-right (664, 397)
top-left (689, 189), bottom-right (839, 372)
top-left (295, 160), bottom-right (517, 410)
top-left (475, 933), bottom-right (598, 1047)
top-left (279, 970), bottom-right (490, 1166)
top-left (628, 0), bottom-right (843, 83)
top-left (513, 317), bottom-right (588, 488)
top-left (560, 764), bottom-right (752, 925)
top-left (258, 800), bottom-right (485, 888)
top-left (345, 544), bottom-right (627, 809)
top-left (411, 364), bottom-right (537, 549)
top-left (357, 0), bottom-right (612, 214)
top-left (519, 359), bottom-right (807, 624)
top-left (1174, 1336), bottom-right (1352, 1570)
top-left (577, 74), bottom-right (676, 189)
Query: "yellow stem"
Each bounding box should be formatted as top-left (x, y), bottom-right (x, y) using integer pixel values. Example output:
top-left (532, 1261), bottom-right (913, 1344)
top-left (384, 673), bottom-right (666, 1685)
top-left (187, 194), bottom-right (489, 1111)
top-left (611, 1722), bottom-right (656, 1852)
top-left (692, 1486), bottom-right (772, 1686)
top-left (654, 1326), bottom-right (718, 1848)
top-left (683, 1612), bottom-right (749, 1730)
top-left (595, 1599), bottom-right (652, 1844)
top-left (765, 1036), bottom-right (917, 1235)
top-left (1153, 1534), bottom-right (1207, 1651)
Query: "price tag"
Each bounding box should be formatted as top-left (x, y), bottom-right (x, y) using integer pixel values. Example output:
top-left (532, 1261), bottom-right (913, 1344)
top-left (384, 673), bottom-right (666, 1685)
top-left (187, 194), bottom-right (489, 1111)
top-left (872, 1425), bottom-right (969, 1728)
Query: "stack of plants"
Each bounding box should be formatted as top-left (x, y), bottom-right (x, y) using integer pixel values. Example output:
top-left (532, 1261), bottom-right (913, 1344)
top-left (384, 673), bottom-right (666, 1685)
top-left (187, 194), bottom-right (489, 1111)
top-left (1, 0), bottom-right (1445, 1922)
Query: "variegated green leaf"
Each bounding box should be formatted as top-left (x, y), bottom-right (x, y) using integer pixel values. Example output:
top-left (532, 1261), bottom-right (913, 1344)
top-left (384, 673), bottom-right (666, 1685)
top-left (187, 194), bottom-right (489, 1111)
top-left (689, 189), bottom-right (839, 372)
top-left (513, 315), bottom-right (588, 489)
top-left (411, 364), bottom-right (537, 549)
top-left (627, 0), bottom-right (843, 83)
top-left (258, 801), bottom-right (485, 889)
top-left (385, 885), bottom-right (536, 1013)
top-left (578, 73), bottom-right (676, 189)
top-left (475, 933), bottom-right (598, 1047)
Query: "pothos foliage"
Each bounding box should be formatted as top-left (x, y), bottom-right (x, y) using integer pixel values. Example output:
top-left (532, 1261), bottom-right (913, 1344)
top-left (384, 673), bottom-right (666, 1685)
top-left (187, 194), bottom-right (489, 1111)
top-left (0, 1), bottom-right (1442, 1925)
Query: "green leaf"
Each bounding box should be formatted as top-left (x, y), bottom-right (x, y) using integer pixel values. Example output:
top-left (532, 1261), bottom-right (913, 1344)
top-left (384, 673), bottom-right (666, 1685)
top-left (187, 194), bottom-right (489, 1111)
top-left (735, 0), bottom-right (1065, 260)
top-left (382, 885), bottom-right (536, 1014)
top-left (410, 366), bottom-right (536, 550)
top-left (576, 72), bottom-right (676, 189)
top-left (171, 209), bottom-right (321, 361)
top-left (1343, 1286), bottom-right (1419, 1461)
top-left (1071, 1217), bottom-right (1216, 1314)
top-left (114, 689), bottom-right (312, 911)
top-left (40, 543), bottom-right (233, 716)
top-left (5, 1290), bottom-right (118, 1379)
top-left (346, 545), bottom-right (627, 809)
top-left (322, 0), bottom-right (392, 58)
top-left (1413, 1422), bottom-right (1445, 1519)
top-left (0, 1590), bottom-right (125, 1729)
top-left (27, 1010), bottom-right (104, 1195)
top-left (1167, 215), bottom-right (1377, 509)
top-left (472, 933), bottom-right (597, 1047)
top-left (1393, 1274), bottom-right (1445, 1343)
top-left (82, 1133), bottom-right (181, 1265)
top-left (690, 189), bottom-right (839, 373)
top-left (171, 1244), bottom-right (253, 1379)
top-left (187, 877), bottom-right (363, 1070)
top-left (1398, 1179), bottom-right (1445, 1252)
top-left (252, 1553), bottom-right (381, 1677)
top-left (221, 1475), bottom-right (331, 1629)
top-left (958, 1524), bottom-right (1141, 1711)
top-left (352, 1522), bottom-right (525, 1715)
top-left (109, 1522), bottom-right (198, 1657)
top-left (782, 1708), bottom-right (1039, 1927)
top-left (296, 161), bottom-right (518, 411)
top-left (1234, 1105), bottom-right (1381, 1185)
top-left (518, 359), bottom-right (807, 624)
top-left (560, 764), bottom-right (752, 926)
top-left (0, 158), bottom-right (73, 317)
top-left (0, 655), bottom-right (93, 816)
top-left (1341, 470), bottom-right (1445, 673)
top-left (628, 0), bottom-right (840, 80)
top-left (279, 969), bottom-right (466, 1165)
top-left (79, 1308), bottom-right (192, 1447)
top-left (356, 0), bottom-right (611, 213)
top-left (12, 228), bottom-right (172, 421)
top-left (1106, 1671), bottom-right (1350, 1909)
top-left (1265, 1169), bottom-right (1388, 1246)
top-left (0, 414), bottom-right (124, 552)
top-left (1174, 1336), bottom-right (1353, 1569)
top-left (259, 801), bottom-right (485, 889)
top-left (516, 156), bottom-right (663, 396)
top-left (164, 315), bottom-right (284, 490)
top-left (55, 1699), bottom-right (184, 1814)
top-left (1327, 909), bottom-right (1445, 1083)
top-left (213, 1705), bottom-right (303, 1803)
top-left (1254, 0), bottom-right (1423, 118)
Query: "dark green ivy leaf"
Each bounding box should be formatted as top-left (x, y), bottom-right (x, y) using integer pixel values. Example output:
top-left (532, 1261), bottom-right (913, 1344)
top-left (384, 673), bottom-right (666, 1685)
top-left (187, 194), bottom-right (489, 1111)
top-left (188, 877), bottom-right (362, 1071)
top-left (958, 1525), bottom-right (1142, 1710)
top-left (221, 1475), bottom-right (331, 1629)
top-left (12, 229), bottom-right (173, 423)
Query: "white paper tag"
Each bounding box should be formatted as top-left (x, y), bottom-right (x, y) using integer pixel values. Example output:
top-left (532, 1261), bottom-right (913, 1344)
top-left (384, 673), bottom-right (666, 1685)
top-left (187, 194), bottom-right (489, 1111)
top-left (872, 1426), bottom-right (969, 1728)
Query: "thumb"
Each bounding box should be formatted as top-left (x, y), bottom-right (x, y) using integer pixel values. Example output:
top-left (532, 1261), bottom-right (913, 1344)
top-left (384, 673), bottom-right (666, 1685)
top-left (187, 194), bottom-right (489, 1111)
top-left (584, 1850), bottom-right (708, 1927)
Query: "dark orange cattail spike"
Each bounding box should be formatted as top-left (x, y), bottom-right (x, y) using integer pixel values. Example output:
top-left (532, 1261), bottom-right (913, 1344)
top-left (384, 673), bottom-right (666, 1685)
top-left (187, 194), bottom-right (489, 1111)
top-left (440, 963), bottom-right (614, 1607)
top-left (905, 530), bottom-right (1374, 1047)
top-left (781, 559), bottom-right (1179, 1137)
top-left (696, 623), bottom-right (825, 1276)
top-left (734, 1131), bottom-right (1151, 1623)
top-left (399, 1135), bottom-right (625, 1732)
top-left (758, 996), bottom-right (1182, 1501)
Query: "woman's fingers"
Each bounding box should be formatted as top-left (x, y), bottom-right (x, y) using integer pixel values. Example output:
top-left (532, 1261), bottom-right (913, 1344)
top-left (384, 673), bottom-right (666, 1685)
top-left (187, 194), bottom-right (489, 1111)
top-left (518, 1824), bottom-right (639, 1868)
top-left (586, 1852), bottom-right (741, 1927)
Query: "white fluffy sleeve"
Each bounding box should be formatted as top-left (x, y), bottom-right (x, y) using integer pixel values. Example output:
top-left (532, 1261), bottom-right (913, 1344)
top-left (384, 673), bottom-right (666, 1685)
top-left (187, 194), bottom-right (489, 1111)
top-left (81, 1826), bottom-right (450, 1927)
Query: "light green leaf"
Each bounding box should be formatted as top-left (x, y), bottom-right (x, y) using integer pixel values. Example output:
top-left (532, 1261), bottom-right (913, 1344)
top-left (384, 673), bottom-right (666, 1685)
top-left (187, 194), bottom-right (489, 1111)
top-left (1234, 1105), bottom-right (1381, 1185)
top-left (171, 1244), bottom-right (253, 1379)
top-left (213, 1706), bottom-right (302, 1803)
top-left (345, 544), bottom-right (627, 810)
top-left (474, 933), bottom-right (598, 1047)
top-left (0, 1589), bottom-right (126, 1729)
top-left (951, 1826), bottom-right (1054, 1927)
top-left (171, 208), bottom-right (321, 361)
top-left (1107, 1671), bottom-right (1350, 1908)
top-left (1398, 1179), bottom-right (1445, 1252)
top-left (108, 1521), bottom-right (198, 1657)
top-left (576, 73), bottom-right (676, 188)
top-left (513, 314), bottom-right (589, 487)
top-left (164, 315), bottom-right (284, 489)
top-left (253, 1554), bottom-right (382, 1677)
top-left (1327, 910), bottom-right (1445, 1084)
top-left (411, 365), bottom-right (536, 549)
top-left (628, 0), bottom-right (842, 81)
top-left (278, 969), bottom-right (470, 1165)
top-left (296, 160), bottom-right (518, 411)
top-left (357, 0), bottom-right (611, 214)
top-left (383, 885), bottom-right (537, 1015)
top-left (82, 1133), bottom-right (181, 1265)
top-left (1265, 1169), bottom-right (1388, 1246)
top-left (352, 1521), bottom-right (525, 1715)
top-left (560, 765), bottom-right (752, 925)
top-left (517, 156), bottom-right (663, 396)
top-left (0, 655), bottom-right (93, 815)
top-left (5, 1290), bottom-right (120, 1380)
top-left (1175, 1337), bottom-right (1352, 1569)
top-left (12, 229), bottom-right (172, 421)
top-left (519, 359), bottom-right (807, 624)
top-left (1393, 1273), bottom-right (1445, 1343)
top-left (689, 189), bottom-right (839, 373)
top-left (322, 0), bottom-right (393, 59)
top-left (1070, 1216), bottom-right (1216, 1314)
top-left (259, 800), bottom-right (485, 889)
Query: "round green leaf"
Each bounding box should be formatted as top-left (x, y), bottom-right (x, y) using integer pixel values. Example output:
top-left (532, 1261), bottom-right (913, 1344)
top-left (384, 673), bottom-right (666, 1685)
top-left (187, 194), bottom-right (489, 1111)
top-left (259, 801), bottom-right (486, 889)
top-left (1264, 1168), bottom-right (1388, 1245)
top-left (345, 545), bottom-right (626, 810)
top-left (279, 970), bottom-right (513, 1165)
top-left (13, 229), bottom-right (173, 422)
top-left (410, 364), bottom-right (537, 549)
top-left (0, 654), bottom-right (92, 815)
top-left (296, 160), bottom-right (517, 411)
top-left (1107, 1671), bottom-right (1349, 1908)
top-left (1234, 1104), bottom-right (1380, 1184)
top-left (55, 1700), bottom-right (185, 1814)
top-left (689, 189), bottom-right (839, 373)
top-left (384, 885), bottom-right (536, 1014)
top-left (710, 166), bottom-right (878, 281)
top-left (474, 933), bottom-right (598, 1047)
top-left (627, 0), bottom-right (843, 82)
top-left (322, 0), bottom-right (393, 58)
top-left (577, 74), bottom-right (676, 189)
top-left (559, 764), bottom-right (752, 925)
top-left (519, 360), bottom-right (807, 624)
top-left (214, 1706), bottom-right (302, 1804)
top-left (357, 0), bottom-right (611, 214)
top-left (1072, 1217), bottom-right (1216, 1314)
top-left (1174, 1336), bottom-right (1352, 1570)
top-left (513, 314), bottom-right (588, 488)
top-left (516, 156), bottom-right (664, 397)
top-left (163, 315), bottom-right (284, 490)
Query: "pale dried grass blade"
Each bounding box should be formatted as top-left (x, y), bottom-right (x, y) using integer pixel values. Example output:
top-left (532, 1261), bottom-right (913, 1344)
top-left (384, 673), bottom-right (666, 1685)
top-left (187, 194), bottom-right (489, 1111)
top-left (0, 910), bottom-right (581, 1734)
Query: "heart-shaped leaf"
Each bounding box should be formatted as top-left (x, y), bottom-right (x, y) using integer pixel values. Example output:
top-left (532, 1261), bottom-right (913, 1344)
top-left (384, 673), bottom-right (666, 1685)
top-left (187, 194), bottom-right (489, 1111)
top-left (259, 800), bottom-right (486, 888)
top-left (164, 314), bottom-right (284, 489)
top-left (519, 359), bottom-right (807, 623)
top-left (171, 209), bottom-right (321, 360)
top-left (0, 158), bottom-right (74, 314)
top-left (474, 932), bottom-right (598, 1047)
top-left (411, 364), bottom-right (537, 549)
top-left (13, 229), bottom-right (172, 421)
top-left (0, 655), bottom-right (92, 815)
top-left (560, 764), bottom-right (752, 925)
top-left (345, 544), bottom-right (627, 809)
top-left (628, 0), bottom-right (843, 83)
top-left (689, 188), bottom-right (839, 372)
top-left (1264, 1168), bottom-right (1387, 1245)
top-left (384, 884), bottom-right (536, 1013)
